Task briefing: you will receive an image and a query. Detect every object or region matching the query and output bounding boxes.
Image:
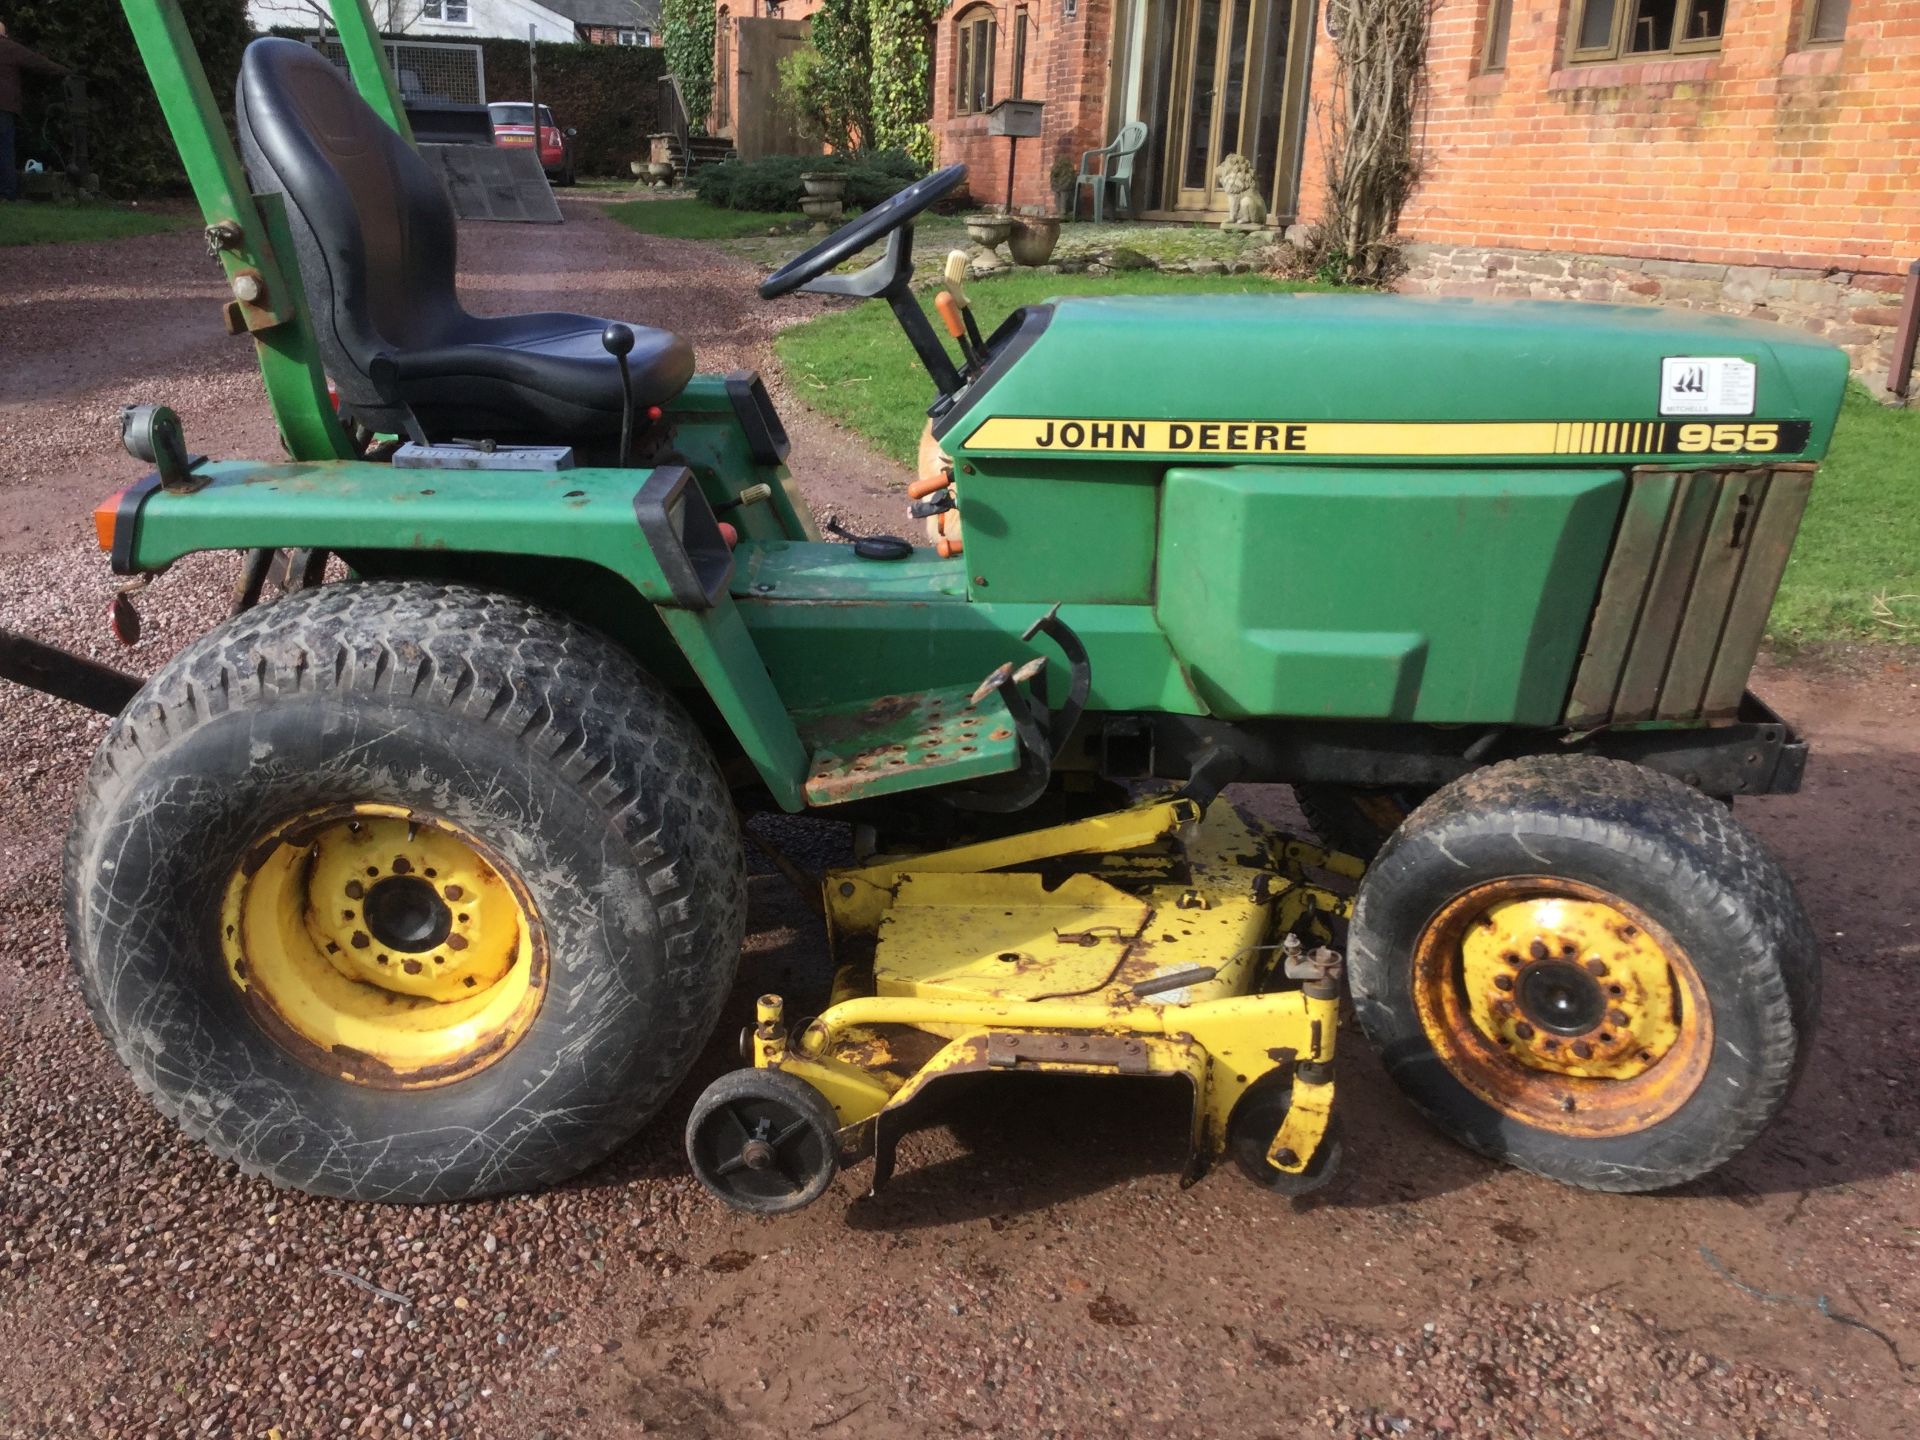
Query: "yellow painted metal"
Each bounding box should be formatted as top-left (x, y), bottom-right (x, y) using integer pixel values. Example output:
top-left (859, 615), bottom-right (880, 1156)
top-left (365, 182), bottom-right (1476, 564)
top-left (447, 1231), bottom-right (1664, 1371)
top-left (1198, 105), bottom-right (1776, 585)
top-left (1458, 894), bottom-right (1682, 1080)
top-left (301, 813), bottom-right (520, 1001)
top-left (1410, 877), bottom-right (1712, 1138)
top-left (219, 804), bottom-right (543, 1087)
top-left (767, 797), bottom-right (1357, 1177)
top-left (1265, 1068), bottom-right (1335, 1174)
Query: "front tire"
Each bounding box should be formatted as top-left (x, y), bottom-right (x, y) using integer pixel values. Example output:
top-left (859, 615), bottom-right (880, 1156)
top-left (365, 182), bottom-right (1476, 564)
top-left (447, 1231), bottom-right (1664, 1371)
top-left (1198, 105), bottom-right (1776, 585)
top-left (1348, 756), bottom-right (1816, 1193)
top-left (65, 581), bottom-right (745, 1202)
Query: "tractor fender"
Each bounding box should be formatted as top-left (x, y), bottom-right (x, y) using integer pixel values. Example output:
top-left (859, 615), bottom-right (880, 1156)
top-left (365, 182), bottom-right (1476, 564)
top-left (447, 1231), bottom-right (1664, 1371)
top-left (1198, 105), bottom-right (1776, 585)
top-left (107, 458), bottom-right (811, 810)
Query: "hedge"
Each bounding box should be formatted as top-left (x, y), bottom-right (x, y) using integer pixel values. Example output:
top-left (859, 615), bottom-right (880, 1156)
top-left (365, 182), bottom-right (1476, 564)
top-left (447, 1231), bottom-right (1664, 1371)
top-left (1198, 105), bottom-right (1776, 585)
top-left (7, 0), bottom-right (251, 196)
top-left (693, 150), bottom-right (926, 213)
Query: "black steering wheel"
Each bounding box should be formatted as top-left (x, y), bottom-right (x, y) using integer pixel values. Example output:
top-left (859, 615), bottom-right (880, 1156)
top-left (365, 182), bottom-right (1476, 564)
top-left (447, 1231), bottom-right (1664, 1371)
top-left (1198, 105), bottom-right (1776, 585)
top-left (759, 164), bottom-right (970, 300)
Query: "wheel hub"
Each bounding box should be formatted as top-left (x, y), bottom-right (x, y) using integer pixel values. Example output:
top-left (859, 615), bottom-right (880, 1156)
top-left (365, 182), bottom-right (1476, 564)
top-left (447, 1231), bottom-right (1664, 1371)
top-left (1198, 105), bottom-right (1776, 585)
top-left (220, 803), bottom-right (544, 1087)
top-left (300, 813), bottom-right (520, 1001)
top-left (1516, 959), bottom-right (1606, 1037)
top-left (1409, 878), bottom-right (1713, 1138)
top-left (1461, 895), bottom-right (1683, 1080)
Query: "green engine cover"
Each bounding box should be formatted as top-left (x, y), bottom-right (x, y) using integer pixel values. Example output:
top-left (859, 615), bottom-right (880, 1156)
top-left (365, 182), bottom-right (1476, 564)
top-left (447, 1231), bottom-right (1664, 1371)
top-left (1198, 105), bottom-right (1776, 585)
top-left (1155, 466), bottom-right (1624, 723)
top-left (944, 293), bottom-right (1850, 467)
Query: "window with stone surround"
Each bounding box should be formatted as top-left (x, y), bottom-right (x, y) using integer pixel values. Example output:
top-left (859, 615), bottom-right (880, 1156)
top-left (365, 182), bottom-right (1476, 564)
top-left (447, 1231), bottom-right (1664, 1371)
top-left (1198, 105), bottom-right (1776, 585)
top-left (1482, 0), bottom-right (1514, 70)
top-left (1568, 0), bottom-right (1724, 62)
top-left (1802, 0), bottom-right (1848, 43)
top-left (954, 5), bottom-right (997, 115)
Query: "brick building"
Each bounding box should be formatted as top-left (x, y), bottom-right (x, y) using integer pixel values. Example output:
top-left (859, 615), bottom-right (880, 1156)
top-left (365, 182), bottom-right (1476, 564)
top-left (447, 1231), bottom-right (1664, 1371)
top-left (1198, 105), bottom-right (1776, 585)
top-left (925, 0), bottom-right (1918, 387)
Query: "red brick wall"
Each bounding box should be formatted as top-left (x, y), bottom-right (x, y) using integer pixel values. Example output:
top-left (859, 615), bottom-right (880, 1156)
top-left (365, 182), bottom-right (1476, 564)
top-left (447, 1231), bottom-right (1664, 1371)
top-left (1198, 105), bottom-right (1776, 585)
top-left (1299, 0), bottom-right (1920, 276)
top-left (932, 2), bottom-right (1114, 212)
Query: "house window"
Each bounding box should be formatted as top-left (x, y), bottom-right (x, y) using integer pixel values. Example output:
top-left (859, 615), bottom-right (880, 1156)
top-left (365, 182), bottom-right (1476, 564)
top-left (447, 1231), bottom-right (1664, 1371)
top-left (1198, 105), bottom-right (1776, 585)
top-left (618, 28), bottom-right (639, 44)
top-left (954, 7), bottom-right (996, 115)
top-left (1803, 0), bottom-right (1848, 43)
top-left (1483, 0), bottom-right (1513, 70)
top-left (1568, 0), bottom-right (1724, 61)
top-left (421, 0), bottom-right (471, 22)
top-left (1011, 10), bottom-right (1029, 99)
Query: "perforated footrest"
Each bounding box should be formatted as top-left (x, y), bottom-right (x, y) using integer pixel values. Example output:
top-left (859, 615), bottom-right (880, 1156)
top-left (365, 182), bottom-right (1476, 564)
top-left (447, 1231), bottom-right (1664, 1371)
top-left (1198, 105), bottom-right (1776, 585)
top-left (799, 683), bottom-right (1021, 806)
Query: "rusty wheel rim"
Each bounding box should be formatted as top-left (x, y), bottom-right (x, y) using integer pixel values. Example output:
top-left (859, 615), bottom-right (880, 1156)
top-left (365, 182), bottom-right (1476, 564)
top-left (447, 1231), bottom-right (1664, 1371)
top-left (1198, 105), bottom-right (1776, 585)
top-left (1410, 878), bottom-right (1712, 1137)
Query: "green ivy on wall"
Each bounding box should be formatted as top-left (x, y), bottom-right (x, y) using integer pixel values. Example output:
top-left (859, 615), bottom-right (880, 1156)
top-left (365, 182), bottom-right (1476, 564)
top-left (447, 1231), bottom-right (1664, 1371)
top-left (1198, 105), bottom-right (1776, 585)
top-left (666, 0), bottom-right (940, 158)
top-left (869, 0), bottom-right (944, 166)
top-left (661, 0), bottom-right (717, 136)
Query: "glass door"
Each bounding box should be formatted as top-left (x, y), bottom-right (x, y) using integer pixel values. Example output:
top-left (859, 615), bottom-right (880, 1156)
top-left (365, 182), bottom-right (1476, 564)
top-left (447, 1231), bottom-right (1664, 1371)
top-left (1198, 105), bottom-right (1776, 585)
top-left (1173, 0), bottom-right (1255, 212)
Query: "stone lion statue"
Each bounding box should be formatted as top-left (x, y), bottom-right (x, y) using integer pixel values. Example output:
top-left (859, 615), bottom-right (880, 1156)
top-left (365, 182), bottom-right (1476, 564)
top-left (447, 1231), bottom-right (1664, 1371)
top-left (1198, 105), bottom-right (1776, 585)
top-left (1215, 153), bottom-right (1268, 229)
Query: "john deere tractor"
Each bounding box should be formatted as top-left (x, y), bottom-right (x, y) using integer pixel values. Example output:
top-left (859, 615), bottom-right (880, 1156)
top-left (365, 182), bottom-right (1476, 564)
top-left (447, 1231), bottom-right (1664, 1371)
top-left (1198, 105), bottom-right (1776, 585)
top-left (11, 2), bottom-right (1838, 1213)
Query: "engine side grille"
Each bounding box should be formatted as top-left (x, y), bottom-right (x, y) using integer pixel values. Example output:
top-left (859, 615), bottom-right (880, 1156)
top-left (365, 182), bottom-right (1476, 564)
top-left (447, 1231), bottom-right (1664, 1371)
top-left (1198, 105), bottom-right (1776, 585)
top-left (1565, 464), bottom-right (1814, 728)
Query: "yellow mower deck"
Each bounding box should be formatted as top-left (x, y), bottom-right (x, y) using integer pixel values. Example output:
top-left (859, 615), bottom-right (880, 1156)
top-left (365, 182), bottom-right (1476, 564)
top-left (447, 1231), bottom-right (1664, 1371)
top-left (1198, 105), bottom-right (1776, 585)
top-left (694, 797), bottom-right (1364, 1212)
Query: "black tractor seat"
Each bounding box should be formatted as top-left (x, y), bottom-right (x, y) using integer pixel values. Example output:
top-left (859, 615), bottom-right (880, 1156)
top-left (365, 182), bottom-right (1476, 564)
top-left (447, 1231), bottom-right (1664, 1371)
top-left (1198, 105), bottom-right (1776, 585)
top-left (236, 38), bottom-right (691, 443)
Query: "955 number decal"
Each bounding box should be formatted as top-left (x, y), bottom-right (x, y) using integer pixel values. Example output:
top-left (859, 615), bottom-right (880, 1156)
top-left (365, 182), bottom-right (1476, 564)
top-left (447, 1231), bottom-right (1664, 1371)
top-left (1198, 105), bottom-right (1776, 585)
top-left (1675, 422), bottom-right (1785, 454)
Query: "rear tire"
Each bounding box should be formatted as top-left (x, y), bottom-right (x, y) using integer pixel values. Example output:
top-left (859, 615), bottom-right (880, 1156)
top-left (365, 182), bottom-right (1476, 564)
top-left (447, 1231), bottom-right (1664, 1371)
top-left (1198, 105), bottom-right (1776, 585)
top-left (65, 581), bottom-right (745, 1202)
top-left (1347, 756), bottom-right (1816, 1193)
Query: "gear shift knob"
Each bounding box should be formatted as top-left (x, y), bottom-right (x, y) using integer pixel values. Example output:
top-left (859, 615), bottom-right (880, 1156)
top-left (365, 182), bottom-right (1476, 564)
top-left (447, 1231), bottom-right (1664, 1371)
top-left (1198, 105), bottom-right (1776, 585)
top-left (601, 323), bottom-right (635, 359)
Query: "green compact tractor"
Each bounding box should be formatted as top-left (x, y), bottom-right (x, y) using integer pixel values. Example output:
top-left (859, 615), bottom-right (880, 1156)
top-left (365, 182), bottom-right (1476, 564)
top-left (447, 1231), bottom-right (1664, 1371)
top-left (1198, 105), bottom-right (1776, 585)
top-left (9, 2), bottom-right (1840, 1212)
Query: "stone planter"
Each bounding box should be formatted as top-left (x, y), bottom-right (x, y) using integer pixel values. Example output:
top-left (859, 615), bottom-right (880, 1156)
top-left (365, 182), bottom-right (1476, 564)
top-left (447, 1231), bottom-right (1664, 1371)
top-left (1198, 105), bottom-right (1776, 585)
top-left (800, 172), bottom-right (848, 202)
top-left (964, 214), bottom-right (1016, 248)
top-left (799, 194), bottom-right (845, 233)
top-left (1007, 217), bottom-right (1062, 266)
top-left (1053, 186), bottom-right (1076, 220)
top-left (648, 161), bottom-right (675, 188)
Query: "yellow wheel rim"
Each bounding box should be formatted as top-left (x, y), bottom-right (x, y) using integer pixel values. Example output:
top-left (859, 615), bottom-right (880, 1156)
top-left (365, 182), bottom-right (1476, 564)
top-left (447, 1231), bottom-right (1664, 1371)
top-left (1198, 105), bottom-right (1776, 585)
top-left (221, 804), bottom-right (545, 1087)
top-left (1411, 878), bottom-right (1710, 1137)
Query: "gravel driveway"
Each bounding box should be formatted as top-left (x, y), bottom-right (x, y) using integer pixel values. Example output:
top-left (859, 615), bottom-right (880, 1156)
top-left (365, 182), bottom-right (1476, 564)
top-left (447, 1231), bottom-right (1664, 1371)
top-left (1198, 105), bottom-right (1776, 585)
top-left (3, 201), bottom-right (1918, 1439)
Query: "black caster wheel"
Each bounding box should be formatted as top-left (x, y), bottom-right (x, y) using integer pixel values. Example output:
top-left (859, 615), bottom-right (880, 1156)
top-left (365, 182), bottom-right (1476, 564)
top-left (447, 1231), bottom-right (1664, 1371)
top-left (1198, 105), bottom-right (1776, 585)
top-left (686, 1068), bottom-right (840, 1215)
top-left (1227, 1070), bottom-right (1343, 1196)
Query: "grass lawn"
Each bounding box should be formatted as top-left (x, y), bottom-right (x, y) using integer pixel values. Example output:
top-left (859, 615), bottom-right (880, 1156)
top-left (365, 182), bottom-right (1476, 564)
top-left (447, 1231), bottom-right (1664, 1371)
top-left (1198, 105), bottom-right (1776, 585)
top-left (774, 271), bottom-right (1322, 465)
top-left (606, 197), bottom-right (801, 241)
top-left (777, 275), bottom-right (1918, 650)
top-left (0, 202), bottom-right (190, 247)
top-left (1770, 382), bottom-right (1920, 648)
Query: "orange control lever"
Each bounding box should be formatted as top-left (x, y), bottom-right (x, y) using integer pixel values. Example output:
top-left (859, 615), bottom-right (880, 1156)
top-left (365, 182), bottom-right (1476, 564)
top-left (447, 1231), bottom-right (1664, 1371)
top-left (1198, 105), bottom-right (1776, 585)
top-left (934, 291), bottom-right (966, 341)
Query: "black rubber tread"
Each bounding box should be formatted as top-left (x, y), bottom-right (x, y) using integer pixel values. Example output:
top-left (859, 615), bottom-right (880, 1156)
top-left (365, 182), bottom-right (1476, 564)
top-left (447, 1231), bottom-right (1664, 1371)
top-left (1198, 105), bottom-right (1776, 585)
top-left (685, 1068), bottom-right (840, 1215)
top-left (1292, 783), bottom-right (1430, 861)
top-left (1347, 755), bottom-right (1818, 1193)
top-left (64, 580), bottom-right (745, 1202)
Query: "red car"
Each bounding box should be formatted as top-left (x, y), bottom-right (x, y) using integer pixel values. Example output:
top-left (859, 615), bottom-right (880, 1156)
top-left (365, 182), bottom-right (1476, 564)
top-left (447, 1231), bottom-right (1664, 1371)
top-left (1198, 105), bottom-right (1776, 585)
top-left (488, 102), bottom-right (576, 186)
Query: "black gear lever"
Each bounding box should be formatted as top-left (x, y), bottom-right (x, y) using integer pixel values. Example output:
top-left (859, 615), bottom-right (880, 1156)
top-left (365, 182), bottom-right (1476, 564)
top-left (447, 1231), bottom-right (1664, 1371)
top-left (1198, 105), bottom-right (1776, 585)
top-left (825, 515), bottom-right (913, 561)
top-left (602, 323), bottom-right (636, 468)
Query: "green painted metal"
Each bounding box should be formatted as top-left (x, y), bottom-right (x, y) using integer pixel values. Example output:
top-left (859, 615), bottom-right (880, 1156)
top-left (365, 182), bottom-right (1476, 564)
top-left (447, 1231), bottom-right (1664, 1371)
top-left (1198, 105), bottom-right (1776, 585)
top-left (949, 295), bottom-right (1852, 465)
top-left (329, 0), bottom-right (415, 140)
top-left (123, 461), bottom-right (811, 809)
top-left (1155, 466), bottom-right (1625, 723)
top-left (120, 1), bottom-right (350, 462)
top-left (668, 377), bottom-right (820, 543)
top-left (798, 684), bottom-right (1020, 805)
top-left (729, 543), bottom-right (1204, 715)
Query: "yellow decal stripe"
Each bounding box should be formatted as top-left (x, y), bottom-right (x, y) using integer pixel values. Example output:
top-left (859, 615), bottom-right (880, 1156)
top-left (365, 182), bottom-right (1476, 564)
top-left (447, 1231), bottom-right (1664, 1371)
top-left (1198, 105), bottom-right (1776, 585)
top-left (962, 417), bottom-right (1571, 458)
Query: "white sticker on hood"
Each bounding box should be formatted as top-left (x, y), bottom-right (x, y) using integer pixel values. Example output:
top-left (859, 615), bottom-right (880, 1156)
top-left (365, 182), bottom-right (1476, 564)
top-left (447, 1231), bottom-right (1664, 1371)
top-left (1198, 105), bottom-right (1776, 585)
top-left (1661, 356), bottom-right (1756, 416)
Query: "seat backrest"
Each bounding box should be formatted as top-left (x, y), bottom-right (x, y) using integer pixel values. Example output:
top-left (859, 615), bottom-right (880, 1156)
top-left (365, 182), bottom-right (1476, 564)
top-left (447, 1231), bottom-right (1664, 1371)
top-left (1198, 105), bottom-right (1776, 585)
top-left (1110, 121), bottom-right (1149, 181)
top-left (236, 38), bottom-right (463, 418)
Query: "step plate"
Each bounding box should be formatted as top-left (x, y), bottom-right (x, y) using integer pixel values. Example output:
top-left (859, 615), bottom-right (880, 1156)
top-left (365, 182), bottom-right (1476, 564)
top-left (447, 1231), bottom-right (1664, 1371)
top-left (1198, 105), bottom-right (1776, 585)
top-left (800, 685), bottom-right (1020, 806)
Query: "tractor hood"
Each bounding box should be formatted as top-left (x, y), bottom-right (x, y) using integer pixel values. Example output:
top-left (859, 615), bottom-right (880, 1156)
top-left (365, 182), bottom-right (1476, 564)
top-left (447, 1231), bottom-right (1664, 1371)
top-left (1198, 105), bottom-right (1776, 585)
top-left (939, 293), bottom-right (1851, 466)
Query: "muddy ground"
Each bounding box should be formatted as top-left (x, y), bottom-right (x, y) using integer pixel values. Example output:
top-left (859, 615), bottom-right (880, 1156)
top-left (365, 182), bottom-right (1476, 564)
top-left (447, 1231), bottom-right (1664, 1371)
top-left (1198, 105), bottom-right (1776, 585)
top-left (1, 201), bottom-right (1916, 1439)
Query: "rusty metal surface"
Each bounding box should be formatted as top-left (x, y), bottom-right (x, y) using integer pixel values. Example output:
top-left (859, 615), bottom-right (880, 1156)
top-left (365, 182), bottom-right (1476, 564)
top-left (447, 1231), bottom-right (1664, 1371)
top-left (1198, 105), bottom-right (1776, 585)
top-left (1565, 465), bottom-right (1817, 728)
top-left (1410, 878), bottom-right (1712, 1138)
top-left (799, 683), bottom-right (1021, 805)
top-left (1703, 468), bottom-right (1814, 717)
top-left (986, 1032), bottom-right (1151, 1073)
